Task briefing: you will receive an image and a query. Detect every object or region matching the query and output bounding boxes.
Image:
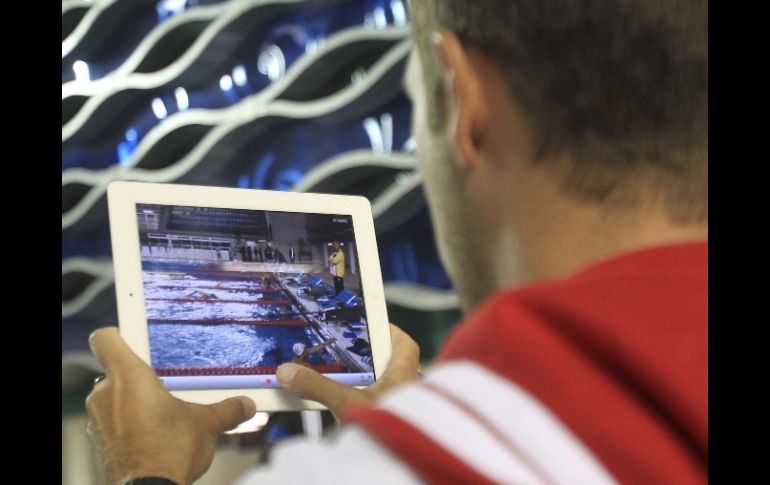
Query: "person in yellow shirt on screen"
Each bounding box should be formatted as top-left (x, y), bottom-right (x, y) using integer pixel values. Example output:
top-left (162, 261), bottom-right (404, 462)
top-left (327, 242), bottom-right (345, 295)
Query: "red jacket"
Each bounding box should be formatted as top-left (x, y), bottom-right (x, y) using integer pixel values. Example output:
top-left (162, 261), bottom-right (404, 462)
top-left (346, 242), bottom-right (707, 484)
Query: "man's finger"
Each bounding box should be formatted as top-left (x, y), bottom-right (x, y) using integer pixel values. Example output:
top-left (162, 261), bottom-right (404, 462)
top-left (206, 397), bottom-right (257, 434)
top-left (277, 364), bottom-right (370, 416)
top-left (377, 324), bottom-right (421, 387)
top-left (89, 327), bottom-right (154, 375)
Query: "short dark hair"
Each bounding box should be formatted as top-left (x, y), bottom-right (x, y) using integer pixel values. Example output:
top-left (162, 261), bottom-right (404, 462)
top-left (409, 0), bottom-right (707, 222)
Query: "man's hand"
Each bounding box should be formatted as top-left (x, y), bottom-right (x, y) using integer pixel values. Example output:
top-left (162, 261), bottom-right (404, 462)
top-left (85, 327), bottom-right (256, 485)
top-left (277, 324), bottom-right (420, 417)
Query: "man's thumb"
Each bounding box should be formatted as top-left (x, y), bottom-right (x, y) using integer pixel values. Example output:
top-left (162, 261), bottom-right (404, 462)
top-left (207, 396), bottom-right (257, 433)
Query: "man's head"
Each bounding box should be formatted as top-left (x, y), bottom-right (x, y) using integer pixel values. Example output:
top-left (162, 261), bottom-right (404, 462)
top-left (293, 343), bottom-right (306, 356)
top-left (405, 0), bottom-right (707, 312)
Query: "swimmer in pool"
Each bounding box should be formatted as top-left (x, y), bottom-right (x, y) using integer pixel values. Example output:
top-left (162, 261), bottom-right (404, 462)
top-left (186, 290), bottom-right (218, 300)
top-left (292, 338), bottom-right (338, 366)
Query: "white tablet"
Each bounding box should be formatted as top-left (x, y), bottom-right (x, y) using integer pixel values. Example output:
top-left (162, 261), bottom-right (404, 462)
top-left (107, 181), bottom-right (391, 411)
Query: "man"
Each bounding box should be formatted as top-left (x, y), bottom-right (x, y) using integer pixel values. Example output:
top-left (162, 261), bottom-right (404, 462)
top-left (327, 242), bottom-right (345, 295)
top-left (86, 1), bottom-right (707, 484)
top-left (185, 290), bottom-right (218, 301)
top-left (291, 339), bottom-right (338, 367)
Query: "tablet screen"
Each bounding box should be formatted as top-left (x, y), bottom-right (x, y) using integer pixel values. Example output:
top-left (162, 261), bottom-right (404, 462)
top-left (135, 203), bottom-right (376, 391)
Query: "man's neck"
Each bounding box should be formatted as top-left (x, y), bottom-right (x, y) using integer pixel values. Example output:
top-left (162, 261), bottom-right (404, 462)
top-left (523, 213), bottom-right (707, 284)
top-left (491, 177), bottom-right (708, 289)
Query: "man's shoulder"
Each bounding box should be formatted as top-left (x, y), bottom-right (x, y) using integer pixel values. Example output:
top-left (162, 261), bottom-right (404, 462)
top-left (427, 243), bottom-right (708, 485)
top-left (342, 361), bottom-right (618, 484)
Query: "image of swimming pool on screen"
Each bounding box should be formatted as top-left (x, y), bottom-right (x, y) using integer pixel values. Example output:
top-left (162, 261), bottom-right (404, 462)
top-left (136, 203), bottom-right (374, 390)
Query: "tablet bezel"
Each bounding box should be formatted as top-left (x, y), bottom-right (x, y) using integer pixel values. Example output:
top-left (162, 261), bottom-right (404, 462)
top-left (107, 180), bottom-right (392, 411)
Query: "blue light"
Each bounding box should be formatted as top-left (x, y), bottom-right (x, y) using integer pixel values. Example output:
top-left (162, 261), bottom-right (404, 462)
top-left (391, 0), bottom-right (408, 26)
top-left (402, 136), bottom-right (416, 153)
top-left (156, 0), bottom-right (188, 22)
top-left (373, 6), bottom-right (388, 28)
top-left (219, 75), bottom-right (239, 104)
top-left (118, 127), bottom-right (140, 165)
top-left (305, 37), bottom-right (325, 54)
top-left (380, 112), bottom-right (393, 152)
top-left (232, 65), bottom-right (248, 87)
top-left (351, 67), bottom-right (367, 84)
top-left (363, 113), bottom-right (394, 153)
top-left (258, 45), bottom-right (286, 82)
top-left (117, 141), bottom-right (134, 165)
top-left (174, 87), bottom-right (189, 111)
top-left (73, 60), bottom-right (90, 83)
top-left (219, 74), bottom-right (233, 92)
top-left (253, 152), bottom-right (277, 188)
top-left (151, 97), bottom-right (168, 119)
top-left (273, 168), bottom-right (304, 191)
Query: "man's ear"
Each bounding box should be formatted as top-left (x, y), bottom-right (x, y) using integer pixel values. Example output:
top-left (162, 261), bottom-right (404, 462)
top-left (433, 29), bottom-right (491, 168)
